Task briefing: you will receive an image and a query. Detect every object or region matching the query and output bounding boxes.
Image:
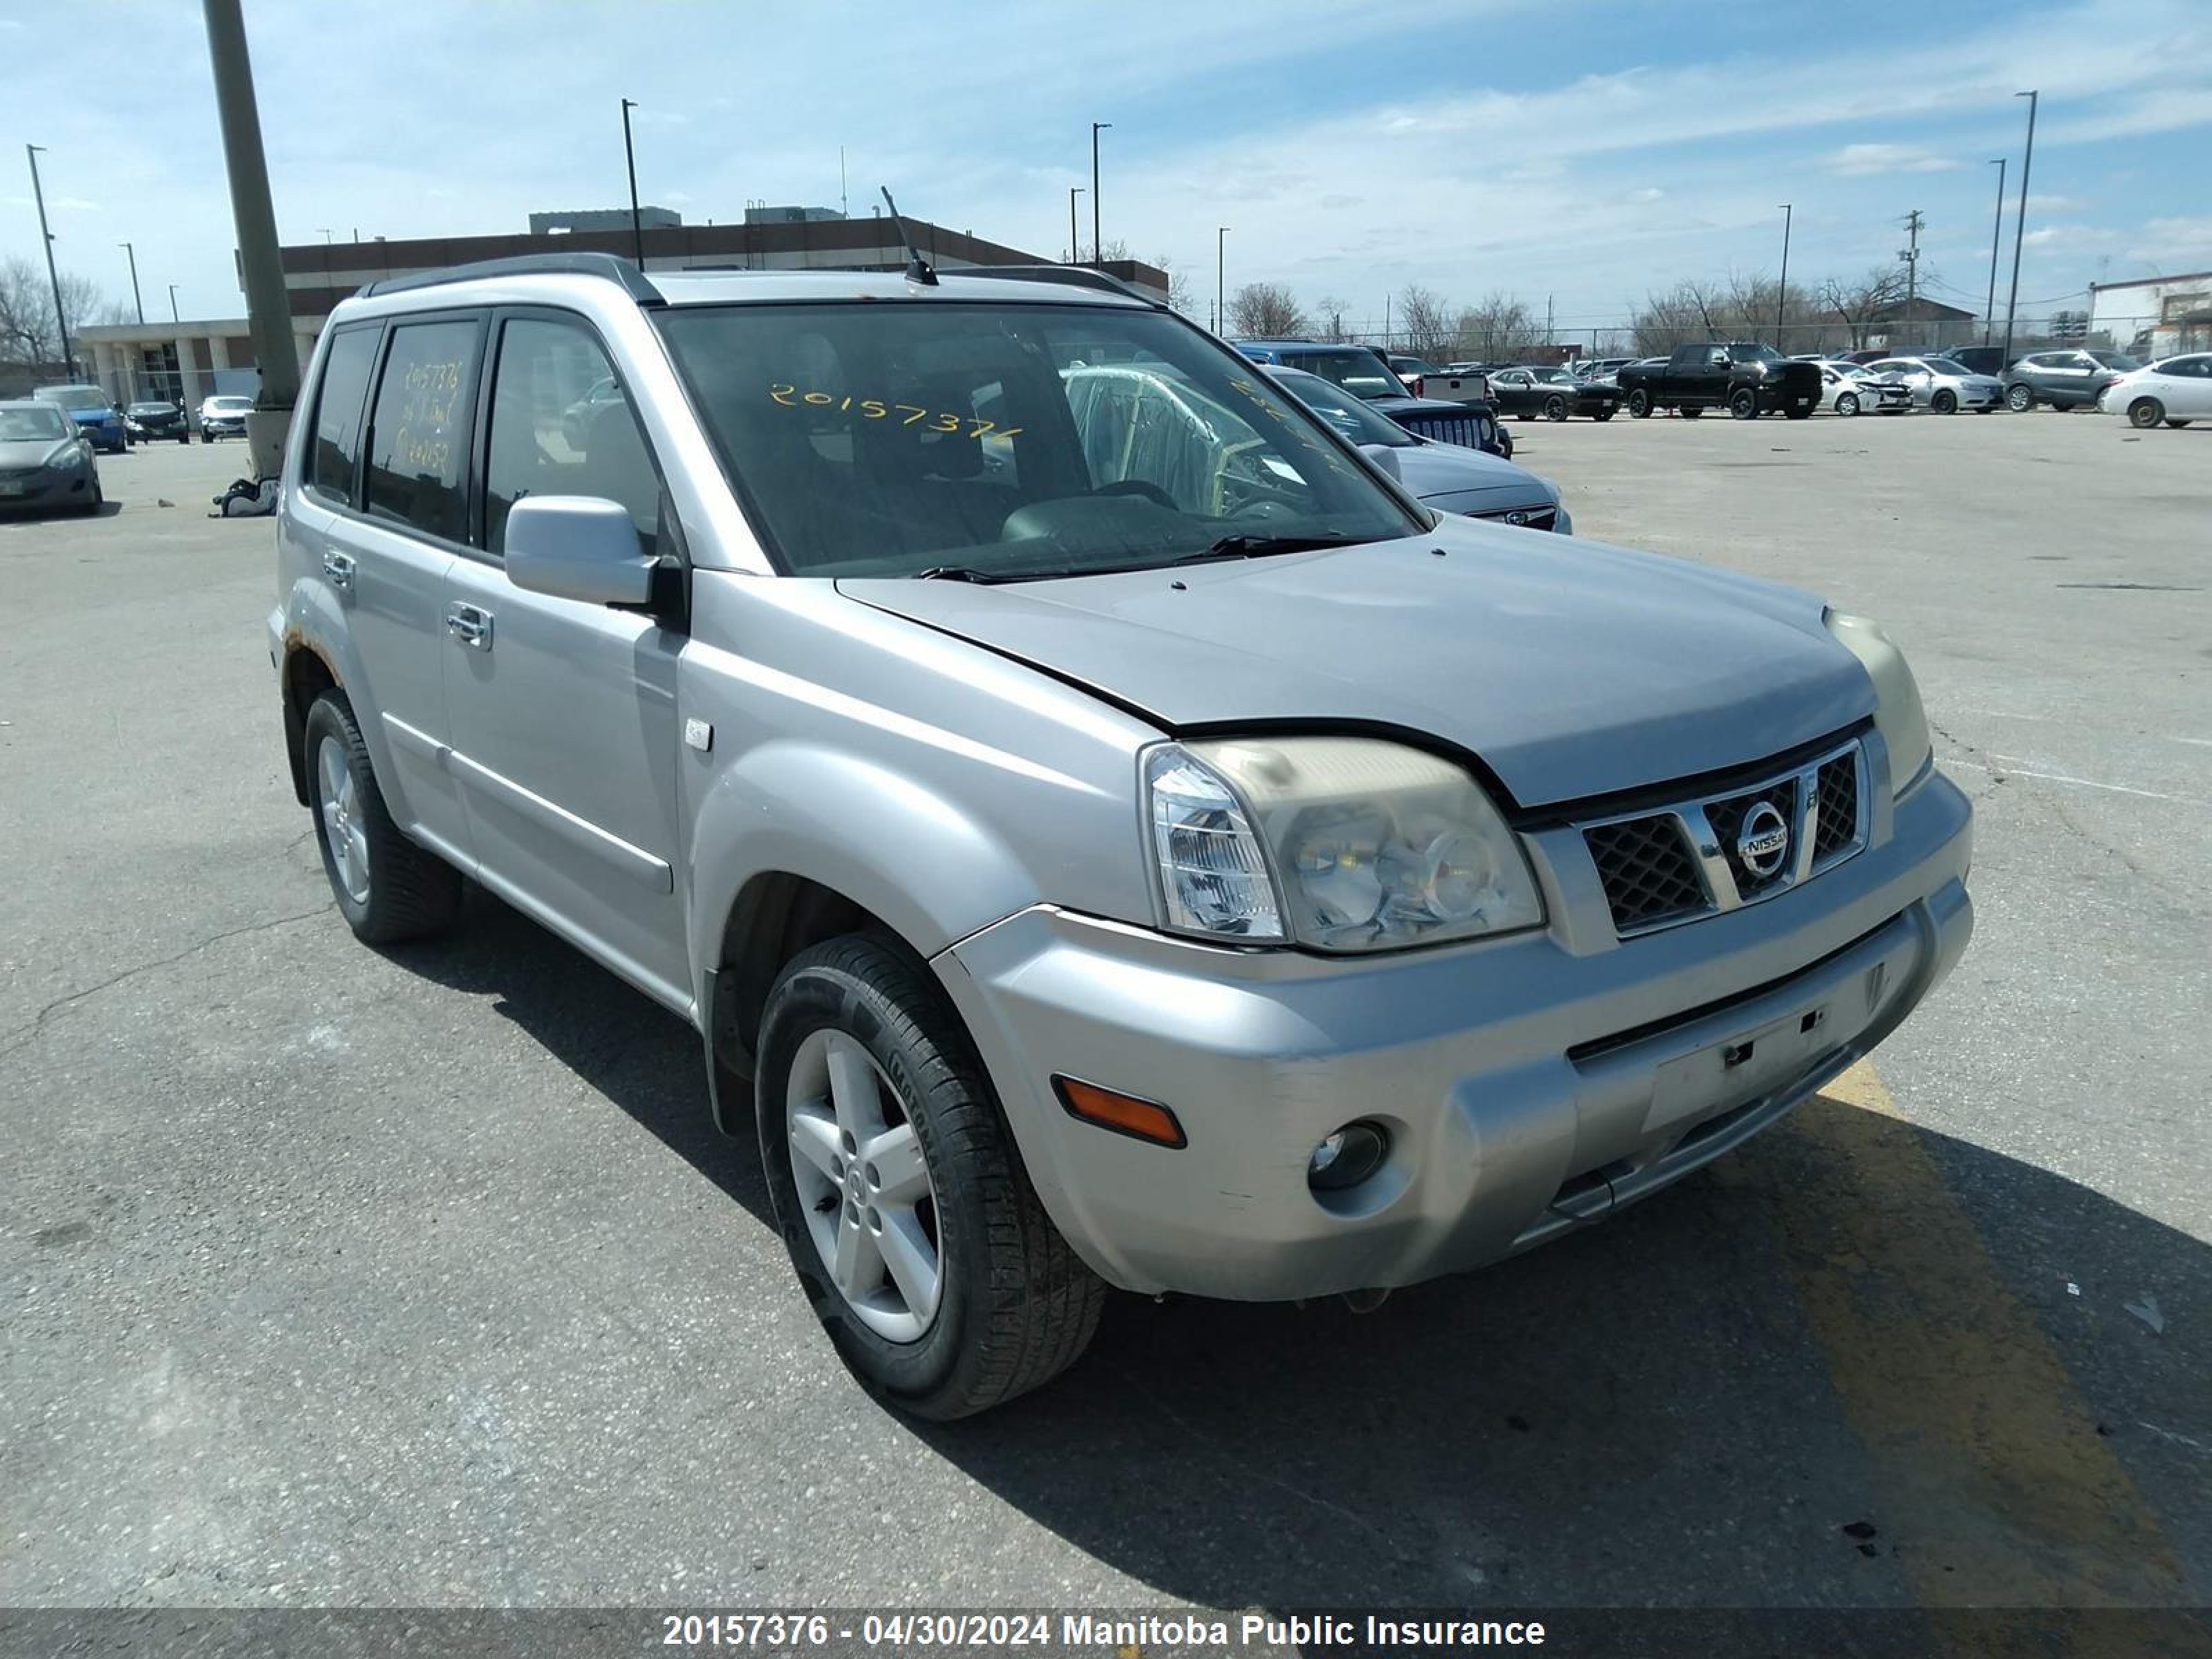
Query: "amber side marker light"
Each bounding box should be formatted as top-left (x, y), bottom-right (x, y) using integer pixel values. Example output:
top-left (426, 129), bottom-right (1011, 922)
top-left (1052, 1076), bottom-right (1187, 1148)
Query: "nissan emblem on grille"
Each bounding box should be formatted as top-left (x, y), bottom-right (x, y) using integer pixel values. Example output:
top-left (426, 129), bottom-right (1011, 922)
top-left (1735, 800), bottom-right (1790, 879)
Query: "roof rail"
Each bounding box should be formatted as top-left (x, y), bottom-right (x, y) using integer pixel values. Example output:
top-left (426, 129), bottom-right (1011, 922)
top-left (359, 252), bottom-right (664, 306)
top-left (956, 264), bottom-right (1160, 306)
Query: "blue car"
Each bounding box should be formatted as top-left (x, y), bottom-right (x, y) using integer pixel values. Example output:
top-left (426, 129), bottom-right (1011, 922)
top-left (35, 384), bottom-right (129, 454)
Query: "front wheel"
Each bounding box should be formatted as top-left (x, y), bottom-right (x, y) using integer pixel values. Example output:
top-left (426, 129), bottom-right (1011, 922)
top-left (1627, 388), bottom-right (1651, 418)
top-left (1542, 394), bottom-right (1568, 422)
top-left (758, 935), bottom-right (1105, 1419)
top-left (2007, 384), bottom-right (2034, 412)
top-left (1728, 388), bottom-right (1758, 420)
top-left (1836, 392), bottom-right (1860, 417)
top-left (302, 692), bottom-right (461, 944)
top-left (2129, 397), bottom-right (2166, 429)
top-left (1932, 390), bottom-right (1958, 415)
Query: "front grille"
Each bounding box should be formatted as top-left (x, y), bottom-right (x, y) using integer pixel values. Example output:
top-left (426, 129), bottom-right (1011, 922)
top-left (1812, 752), bottom-right (1858, 861)
top-left (1400, 413), bottom-right (1494, 451)
top-left (1577, 738), bottom-right (1868, 939)
top-left (1584, 815), bottom-right (1706, 930)
top-left (1705, 778), bottom-right (1799, 898)
top-left (1477, 504), bottom-right (1557, 532)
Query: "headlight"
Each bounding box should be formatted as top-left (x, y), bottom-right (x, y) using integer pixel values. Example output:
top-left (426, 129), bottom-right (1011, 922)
top-left (1824, 610), bottom-right (1932, 795)
top-left (1143, 737), bottom-right (1544, 952)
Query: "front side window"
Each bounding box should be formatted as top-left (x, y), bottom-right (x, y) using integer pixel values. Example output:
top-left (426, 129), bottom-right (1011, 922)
top-left (0, 404), bottom-right (71, 440)
top-left (1927, 359), bottom-right (1969, 375)
top-left (483, 317), bottom-right (659, 556)
top-left (658, 301), bottom-right (1425, 581)
top-left (364, 319), bottom-right (479, 543)
top-left (1280, 348), bottom-right (1399, 399)
top-left (307, 326), bottom-right (379, 506)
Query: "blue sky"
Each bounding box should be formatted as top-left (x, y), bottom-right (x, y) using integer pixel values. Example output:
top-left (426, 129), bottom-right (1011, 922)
top-left (6, 0), bottom-right (2209, 333)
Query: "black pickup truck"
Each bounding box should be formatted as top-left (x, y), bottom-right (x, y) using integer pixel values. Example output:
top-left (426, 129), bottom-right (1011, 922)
top-left (1618, 341), bottom-right (1820, 420)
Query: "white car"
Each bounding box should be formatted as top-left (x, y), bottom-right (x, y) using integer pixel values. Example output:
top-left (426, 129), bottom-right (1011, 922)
top-left (2097, 354), bottom-right (2212, 429)
top-left (1863, 357), bottom-right (2005, 414)
top-left (1819, 363), bottom-right (1912, 416)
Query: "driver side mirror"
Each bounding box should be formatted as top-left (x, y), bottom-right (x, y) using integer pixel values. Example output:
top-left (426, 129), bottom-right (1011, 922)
top-left (504, 496), bottom-right (657, 606)
top-left (1358, 442), bottom-right (1403, 480)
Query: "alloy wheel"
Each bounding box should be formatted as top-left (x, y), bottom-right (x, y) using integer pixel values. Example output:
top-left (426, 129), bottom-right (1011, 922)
top-left (786, 1027), bottom-right (943, 1343)
top-left (315, 735), bottom-right (371, 906)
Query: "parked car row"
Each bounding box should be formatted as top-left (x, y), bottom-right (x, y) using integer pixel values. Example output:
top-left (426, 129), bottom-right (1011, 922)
top-left (26, 383), bottom-right (256, 447)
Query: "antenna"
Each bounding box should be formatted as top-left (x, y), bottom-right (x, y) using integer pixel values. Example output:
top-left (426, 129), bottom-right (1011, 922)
top-left (879, 187), bottom-right (937, 285)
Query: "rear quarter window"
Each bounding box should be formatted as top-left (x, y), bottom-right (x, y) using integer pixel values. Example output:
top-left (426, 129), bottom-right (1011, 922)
top-left (306, 327), bottom-right (381, 507)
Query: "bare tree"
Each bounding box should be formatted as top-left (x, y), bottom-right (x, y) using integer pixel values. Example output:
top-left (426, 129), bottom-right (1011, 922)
top-left (1, 256), bottom-right (129, 371)
top-left (1394, 285), bottom-right (1456, 359)
top-left (1450, 292), bottom-right (1543, 359)
top-left (1820, 266), bottom-right (1909, 350)
top-left (1228, 281), bottom-right (1308, 338)
top-left (1313, 296), bottom-right (1353, 342)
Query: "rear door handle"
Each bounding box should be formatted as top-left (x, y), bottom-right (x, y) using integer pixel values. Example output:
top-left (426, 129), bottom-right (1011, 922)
top-left (322, 550), bottom-right (355, 592)
top-left (445, 602), bottom-right (493, 650)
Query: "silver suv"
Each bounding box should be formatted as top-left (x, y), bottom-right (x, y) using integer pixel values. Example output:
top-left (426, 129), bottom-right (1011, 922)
top-left (269, 254), bottom-right (1974, 1417)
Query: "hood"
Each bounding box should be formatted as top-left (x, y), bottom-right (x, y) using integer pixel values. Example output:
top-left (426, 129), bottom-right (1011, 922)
top-left (842, 523), bottom-right (1874, 808)
top-left (65, 406), bottom-right (118, 424)
top-left (1385, 442), bottom-right (1551, 509)
top-left (0, 438), bottom-right (77, 469)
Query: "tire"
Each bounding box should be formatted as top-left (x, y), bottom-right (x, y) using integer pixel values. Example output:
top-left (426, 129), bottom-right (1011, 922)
top-left (1680, 404), bottom-right (1703, 419)
top-left (1542, 394), bottom-right (1568, 422)
top-left (2128, 397), bottom-right (2165, 429)
top-left (2166, 418), bottom-right (2193, 429)
top-left (2006, 384), bottom-right (2034, 412)
top-left (1836, 392), bottom-right (1859, 418)
top-left (79, 478), bottom-right (103, 516)
top-left (2050, 402), bottom-right (2075, 413)
top-left (758, 935), bottom-right (1105, 1419)
top-left (302, 691), bottom-right (461, 944)
top-left (1784, 405), bottom-right (1812, 420)
top-left (1932, 390), bottom-right (1958, 415)
top-left (1728, 388), bottom-right (1758, 420)
top-left (1592, 409), bottom-right (1615, 422)
top-left (1627, 388), bottom-right (1651, 418)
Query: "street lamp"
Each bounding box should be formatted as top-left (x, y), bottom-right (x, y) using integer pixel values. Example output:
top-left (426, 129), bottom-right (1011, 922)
top-left (2003, 90), bottom-right (2038, 363)
top-left (120, 241), bottom-right (145, 325)
top-left (168, 283), bottom-right (181, 323)
top-left (1983, 158), bottom-right (2006, 347)
top-left (621, 97), bottom-right (645, 267)
top-left (26, 144), bottom-right (74, 377)
top-left (315, 227), bottom-right (333, 244)
top-left (1217, 225), bottom-right (1228, 335)
top-left (1775, 204), bottom-right (1792, 344)
top-left (1089, 121), bottom-right (1111, 263)
top-left (1067, 187), bottom-right (1084, 265)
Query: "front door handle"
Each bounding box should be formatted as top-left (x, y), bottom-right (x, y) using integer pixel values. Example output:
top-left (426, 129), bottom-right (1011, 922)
top-left (322, 550), bottom-right (355, 591)
top-left (445, 602), bottom-right (494, 650)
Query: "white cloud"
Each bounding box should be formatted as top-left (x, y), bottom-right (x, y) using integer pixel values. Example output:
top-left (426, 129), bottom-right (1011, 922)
top-left (2124, 216), bottom-right (2212, 263)
top-left (1824, 144), bottom-right (1965, 176)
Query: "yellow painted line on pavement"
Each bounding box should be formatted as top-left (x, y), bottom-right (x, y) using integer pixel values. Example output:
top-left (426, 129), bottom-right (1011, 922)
top-left (1712, 1060), bottom-right (2187, 1649)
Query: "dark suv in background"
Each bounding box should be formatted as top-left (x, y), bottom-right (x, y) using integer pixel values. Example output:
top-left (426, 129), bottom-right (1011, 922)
top-left (2004, 349), bottom-right (2141, 412)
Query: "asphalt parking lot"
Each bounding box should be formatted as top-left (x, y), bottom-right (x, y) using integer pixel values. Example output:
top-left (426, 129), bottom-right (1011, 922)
top-left (3, 415), bottom-right (2207, 1619)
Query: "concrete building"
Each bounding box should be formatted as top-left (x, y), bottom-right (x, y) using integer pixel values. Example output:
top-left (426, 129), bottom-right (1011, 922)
top-left (2087, 271), bottom-right (2212, 357)
top-left (528, 205), bottom-right (683, 235)
top-left (74, 319), bottom-right (271, 409)
top-left (1863, 297), bottom-right (1980, 353)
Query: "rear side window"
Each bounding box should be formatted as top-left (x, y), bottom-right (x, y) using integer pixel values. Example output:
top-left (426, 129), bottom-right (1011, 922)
top-left (306, 327), bottom-right (379, 506)
top-left (364, 319), bottom-right (480, 543)
top-left (482, 316), bottom-right (659, 556)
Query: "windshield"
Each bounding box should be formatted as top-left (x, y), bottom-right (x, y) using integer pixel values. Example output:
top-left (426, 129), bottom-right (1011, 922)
top-left (0, 405), bottom-right (72, 440)
top-left (1269, 368), bottom-right (1417, 447)
top-left (659, 301), bottom-right (1425, 580)
top-left (41, 386), bottom-right (108, 411)
top-left (1275, 348), bottom-right (1400, 400)
top-left (2088, 352), bottom-right (2141, 371)
top-left (128, 401), bottom-right (172, 413)
top-left (208, 396), bottom-right (254, 411)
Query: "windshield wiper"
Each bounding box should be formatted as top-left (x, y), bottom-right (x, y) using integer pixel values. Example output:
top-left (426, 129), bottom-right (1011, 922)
top-left (913, 565), bottom-right (1006, 583)
top-left (1175, 532), bottom-right (1360, 565)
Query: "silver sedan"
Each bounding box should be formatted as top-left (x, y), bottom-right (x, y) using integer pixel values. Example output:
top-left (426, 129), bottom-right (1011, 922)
top-left (1863, 356), bottom-right (2005, 414)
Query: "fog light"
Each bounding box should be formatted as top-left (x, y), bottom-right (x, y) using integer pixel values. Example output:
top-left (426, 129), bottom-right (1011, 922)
top-left (1308, 1121), bottom-right (1389, 1191)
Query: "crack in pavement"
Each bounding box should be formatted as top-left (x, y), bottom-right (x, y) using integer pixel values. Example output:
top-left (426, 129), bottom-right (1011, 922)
top-left (0, 907), bottom-right (330, 1060)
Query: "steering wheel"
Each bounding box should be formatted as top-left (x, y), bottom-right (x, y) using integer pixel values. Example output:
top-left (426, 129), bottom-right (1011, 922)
top-left (1090, 478), bottom-right (1179, 511)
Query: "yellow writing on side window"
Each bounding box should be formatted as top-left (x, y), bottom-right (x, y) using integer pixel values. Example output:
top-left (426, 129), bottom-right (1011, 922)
top-left (767, 384), bottom-right (1021, 440)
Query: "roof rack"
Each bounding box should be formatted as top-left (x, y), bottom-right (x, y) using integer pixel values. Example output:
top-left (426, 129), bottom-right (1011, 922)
top-left (359, 252), bottom-right (664, 306)
top-left (957, 265), bottom-right (1160, 306)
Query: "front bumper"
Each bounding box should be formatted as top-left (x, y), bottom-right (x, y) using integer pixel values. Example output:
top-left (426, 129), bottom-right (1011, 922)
top-left (0, 469), bottom-right (93, 509)
top-left (938, 769), bottom-right (1972, 1300)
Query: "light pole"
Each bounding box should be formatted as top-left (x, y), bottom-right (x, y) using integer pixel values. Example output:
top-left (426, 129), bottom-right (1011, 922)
top-left (315, 227), bottom-right (332, 244)
top-left (26, 145), bottom-right (73, 377)
top-left (1775, 203), bottom-right (1792, 344)
top-left (1983, 158), bottom-right (2006, 346)
top-left (1089, 122), bottom-right (1111, 263)
top-left (168, 283), bottom-right (180, 323)
top-left (202, 0), bottom-right (301, 440)
top-left (1217, 226), bottom-right (1228, 335)
top-left (621, 97), bottom-right (645, 267)
top-left (1067, 187), bottom-right (1083, 264)
top-left (2003, 90), bottom-right (2038, 364)
top-left (120, 241), bottom-right (144, 324)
